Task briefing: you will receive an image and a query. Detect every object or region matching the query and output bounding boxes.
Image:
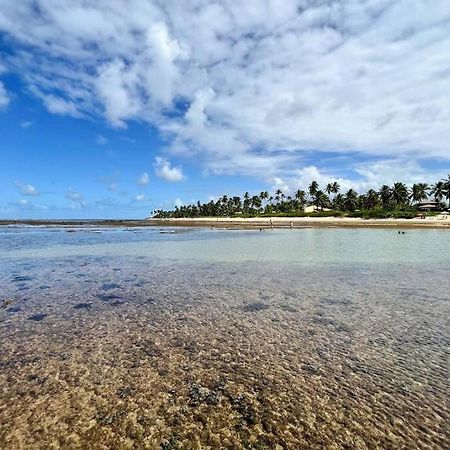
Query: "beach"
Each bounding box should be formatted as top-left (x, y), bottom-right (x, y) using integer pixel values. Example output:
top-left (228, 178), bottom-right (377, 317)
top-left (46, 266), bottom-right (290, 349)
top-left (1, 215), bottom-right (450, 229)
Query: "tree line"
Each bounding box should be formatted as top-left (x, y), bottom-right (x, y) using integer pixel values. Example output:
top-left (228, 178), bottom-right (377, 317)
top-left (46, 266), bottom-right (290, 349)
top-left (153, 174), bottom-right (450, 219)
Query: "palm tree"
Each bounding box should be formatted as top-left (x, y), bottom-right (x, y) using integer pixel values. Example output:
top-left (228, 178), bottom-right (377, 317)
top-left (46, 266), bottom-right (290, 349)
top-left (363, 189), bottom-right (379, 209)
top-left (333, 193), bottom-right (345, 211)
top-left (294, 189), bottom-right (306, 210)
top-left (379, 185), bottom-right (392, 209)
top-left (325, 181), bottom-right (340, 198)
top-left (313, 190), bottom-right (329, 210)
top-left (308, 181), bottom-right (319, 199)
top-left (442, 174), bottom-right (450, 206)
top-left (410, 183), bottom-right (429, 204)
top-left (326, 183), bottom-right (333, 197)
top-left (431, 181), bottom-right (445, 203)
top-left (344, 189), bottom-right (359, 211)
top-left (331, 181), bottom-right (340, 195)
top-left (275, 189), bottom-right (283, 203)
top-left (391, 182), bottom-right (409, 207)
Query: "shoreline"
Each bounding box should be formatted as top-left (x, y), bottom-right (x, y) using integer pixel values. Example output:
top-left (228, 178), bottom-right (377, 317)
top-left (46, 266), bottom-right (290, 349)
top-left (1, 216), bottom-right (450, 229)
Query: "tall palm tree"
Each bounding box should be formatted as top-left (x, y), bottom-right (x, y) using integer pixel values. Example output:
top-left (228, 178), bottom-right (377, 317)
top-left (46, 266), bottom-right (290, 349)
top-left (311, 190), bottom-right (329, 210)
top-left (410, 183), bottom-right (429, 204)
top-left (294, 189), bottom-right (306, 210)
top-left (379, 185), bottom-right (392, 209)
top-left (344, 189), bottom-right (359, 211)
top-left (308, 181), bottom-right (319, 199)
top-left (333, 193), bottom-right (345, 211)
top-left (331, 181), bottom-right (340, 195)
top-left (431, 181), bottom-right (445, 203)
top-left (442, 174), bottom-right (450, 206)
top-left (363, 189), bottom-right (379, 209)
top-left (391, 182), bottom-right (409, 207)
top-left (275, 189), bottom-right (283, 203)
top-left (326, 183), bottom-right (333, 197)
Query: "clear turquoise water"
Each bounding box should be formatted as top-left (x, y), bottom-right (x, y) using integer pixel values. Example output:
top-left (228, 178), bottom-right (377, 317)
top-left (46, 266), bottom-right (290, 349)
top-left (2, 226), bottom-right (450, 265)
top-left (0, 226), bottom-right (448, 449)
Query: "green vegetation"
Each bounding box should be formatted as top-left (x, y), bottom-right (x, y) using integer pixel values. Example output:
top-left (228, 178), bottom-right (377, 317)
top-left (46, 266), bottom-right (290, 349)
top-left (153, 174), bottom-right (450, 219)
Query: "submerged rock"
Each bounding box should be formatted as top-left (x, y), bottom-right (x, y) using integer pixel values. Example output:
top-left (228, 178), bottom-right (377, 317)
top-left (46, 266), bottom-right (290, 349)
top-left (188, 383), bottom-right (220, 406)
top-left (242, 302), bottom-right (270, 312)
top-left (73, 303), bottom-right (92, 310)
top-left (28, 313), bottom-right (47, 322)
top-left (1, 299), bottom-right (14, 309)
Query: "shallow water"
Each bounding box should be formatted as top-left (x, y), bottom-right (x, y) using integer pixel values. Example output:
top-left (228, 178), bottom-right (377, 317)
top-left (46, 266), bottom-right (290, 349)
top-left (0, 226), bottom-right (449, 449)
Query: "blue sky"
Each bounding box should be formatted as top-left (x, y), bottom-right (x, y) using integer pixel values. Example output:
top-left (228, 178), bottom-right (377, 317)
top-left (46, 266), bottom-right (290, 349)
top-left (0, 1), bottom-right (449, 219)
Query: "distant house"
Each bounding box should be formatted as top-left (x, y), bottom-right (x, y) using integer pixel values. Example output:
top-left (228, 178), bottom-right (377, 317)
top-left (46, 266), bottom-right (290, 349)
top-left (416, 201), bottom-right (440, 211)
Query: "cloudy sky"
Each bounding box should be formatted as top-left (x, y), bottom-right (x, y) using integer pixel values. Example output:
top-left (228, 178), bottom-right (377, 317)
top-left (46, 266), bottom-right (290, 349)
top-left (0, 0), bottom-right (449, 218)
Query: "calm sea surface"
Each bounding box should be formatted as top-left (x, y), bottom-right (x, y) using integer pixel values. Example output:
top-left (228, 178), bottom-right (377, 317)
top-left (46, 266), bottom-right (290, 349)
top-left (0, 226), bottom-right (449, 449)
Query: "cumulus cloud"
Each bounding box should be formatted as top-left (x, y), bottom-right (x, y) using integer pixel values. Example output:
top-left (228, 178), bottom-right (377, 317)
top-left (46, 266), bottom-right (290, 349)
top-left (271, 159), bottom-right (448, 196)
top-left (135, 194), bottom-right (145, 201)
top-left (14, 181), bottom-right (39, 196)
top-left (138, 172), bottom-right (149, 185)
top-left (0, 0), bottom-right (449, 179)
top-left (65, 188), bottom-right (84, 203)
top-left (154, 157), bottom-right (185, 182)
top-left (40, 94), bottom-right (80, 117)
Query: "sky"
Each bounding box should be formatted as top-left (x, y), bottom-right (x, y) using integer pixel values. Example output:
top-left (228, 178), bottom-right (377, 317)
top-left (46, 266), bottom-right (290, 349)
top-left (0, 0), bottom-right (449, 219)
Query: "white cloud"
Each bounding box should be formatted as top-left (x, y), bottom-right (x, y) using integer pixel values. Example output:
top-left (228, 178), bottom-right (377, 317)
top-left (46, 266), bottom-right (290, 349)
top-left (174, 198), bottom-right (183, 208)
top-left (14, 181), bottom-right (39, 196)
top-left (154, 157), bottom-right (185, 182)
top-left (65, 188), bottom-right (84, 203)
top-left (137, 172), bottom-right (149, 185)
top-left (271, 159), bottom-right (448, 196)
top-left (96, 134), bottom-right (108, 145)
top-left (135, 194), bottom-right (145, 201)
top-left (15, 198), bottom-right (48, 210)
top-left (40, 94), bottom-right (80, 117)
top-left (1, 0), bottom-right (449, 178)
top-left (107, 182), bottom-right (118, 192)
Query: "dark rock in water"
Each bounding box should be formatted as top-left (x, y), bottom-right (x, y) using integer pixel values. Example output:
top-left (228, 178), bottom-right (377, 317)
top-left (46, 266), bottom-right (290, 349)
top-left (27, 373), bottom-right (47, 384)
top-left (116, 386), bottom-right (134, 398)
top-left (17, 283), bottom-right (30, 291)
top-left (189, 383), bottom-right (220, 406)
top-left (28, 313), bottom-right (47, 322)
top-left (97, 293), bottom-right (122, 302)
top-left (95, 409), bottom-right (125, 426)
top-left (101, 282), bottom-right (120, 290)
top-left (160, 437), bottom-right (179, 450)
top-left (1, 299), bottom-right (14, 309)
top-left (39, 285), bottom-right (51, 290)
top-left (12, 275), bottom-right (33, 283)
top-left (242, 302), bottom-right (270, 312)
top-left (7, 306), bottom-right (21, 313)
top-left (302, 363), bottom-right (321, 375)
top-left (74, 303), bottom-right (92, 310)
top-left (228, 394), bottom-right (258, 425)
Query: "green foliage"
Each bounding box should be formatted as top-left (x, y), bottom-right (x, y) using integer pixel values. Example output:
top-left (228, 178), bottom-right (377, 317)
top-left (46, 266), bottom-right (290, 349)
top-left (152, 175), bottom-right (449, 219)
top-left (347, 209), bottom-right (418, 219)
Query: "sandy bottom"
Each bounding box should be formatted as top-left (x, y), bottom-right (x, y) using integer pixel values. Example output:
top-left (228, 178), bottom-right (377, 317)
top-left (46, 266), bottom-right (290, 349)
top-left (0, 257), bottom-right (448, 449)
